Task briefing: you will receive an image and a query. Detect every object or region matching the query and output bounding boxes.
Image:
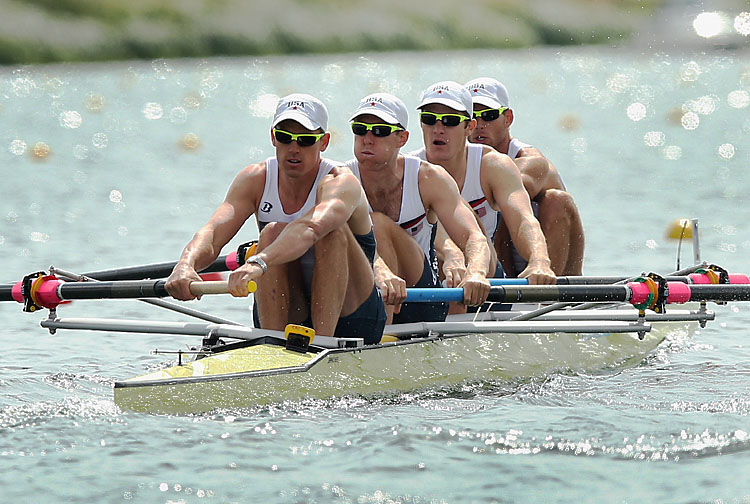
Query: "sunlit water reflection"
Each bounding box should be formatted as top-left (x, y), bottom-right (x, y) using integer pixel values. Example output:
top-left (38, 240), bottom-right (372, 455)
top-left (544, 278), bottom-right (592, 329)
top-left (1, 48), bottom-right (750, 502)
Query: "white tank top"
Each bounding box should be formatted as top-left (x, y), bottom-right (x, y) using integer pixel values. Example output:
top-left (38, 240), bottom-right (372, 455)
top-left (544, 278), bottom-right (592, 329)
top-left (347, 155), bottom-right (435, 263)
top-left (411, 144), bottom-right (499, 240)
top-left (508, 137), bottom-right (532, 159)
top-left (257, 157), bottom-right (336, 225)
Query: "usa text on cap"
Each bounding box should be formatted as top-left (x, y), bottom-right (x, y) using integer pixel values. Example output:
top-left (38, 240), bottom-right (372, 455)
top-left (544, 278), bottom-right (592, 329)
top-left (464, 78), bottom-right (510, 109)
top-left (417, 81), bottom-right (473, 116)
top-left (350, 92), bottom-right (409, 128)
top-left (272, 93), bottom-right (328, 131)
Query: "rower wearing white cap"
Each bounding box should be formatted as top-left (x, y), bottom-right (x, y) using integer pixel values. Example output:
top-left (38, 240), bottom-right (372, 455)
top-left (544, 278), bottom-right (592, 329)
top-left (345, 92), bottom-right (490, 323)
top-left (411, 80), bottom-right (556, 286)
top-left (166, 93), bottom-right (386, 344)
top-left (465, 77), bottom-right (584, 276)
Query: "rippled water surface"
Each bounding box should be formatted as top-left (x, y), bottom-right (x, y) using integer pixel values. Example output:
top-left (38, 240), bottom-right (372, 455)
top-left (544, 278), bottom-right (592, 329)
top-left (1, 48), bottom-right (750, 503)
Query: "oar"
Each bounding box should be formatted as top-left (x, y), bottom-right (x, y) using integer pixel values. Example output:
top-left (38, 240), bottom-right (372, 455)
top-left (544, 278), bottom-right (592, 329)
top-left (404, 283), bottom-right (750, 305)
top-left (0, 241), bottom-right (259, 301)
top-left (57, 240), bottom-right (259, 281)
top-left (78, 254), bottom-right (240, 281)
top-left (4, 272), bottom-right (750, 311)
top-left (493, 272), bottom-right (750, 286)
top-left (1, 277), bottom-right (256, 311)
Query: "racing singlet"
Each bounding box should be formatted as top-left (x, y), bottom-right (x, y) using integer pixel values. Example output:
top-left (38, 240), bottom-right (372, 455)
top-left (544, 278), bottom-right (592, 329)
top-left (507, 137), bottom-right (532, 159)
top-left (256, 157), bottom-right (337, 290)
top-left (347, 155), bottom-right (436, 270)
top-left (257, 157), bottom-right (336, 225)
top-left (412, 144), bottom-right (499, 241)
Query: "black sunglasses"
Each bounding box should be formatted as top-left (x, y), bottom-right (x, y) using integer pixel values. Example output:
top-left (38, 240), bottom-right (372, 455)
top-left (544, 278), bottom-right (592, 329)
top-left (419, 111), bottom-right (470, 127)
top-left (473, 107), bottom-right (508, 122)
top-left (272, 129), bottom-right (325, 147)
top-left (351, 122), bottom-right (404, 137)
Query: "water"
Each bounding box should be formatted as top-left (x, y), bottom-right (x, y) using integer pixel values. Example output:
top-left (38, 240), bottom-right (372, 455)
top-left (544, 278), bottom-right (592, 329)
top-left (1, 48), bottom-right (750, 503)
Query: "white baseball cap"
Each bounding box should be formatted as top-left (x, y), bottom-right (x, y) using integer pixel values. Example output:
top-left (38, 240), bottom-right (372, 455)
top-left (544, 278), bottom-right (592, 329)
top-left (272, 93), bottom-right (328, 131)
top-left (417, 81), bottom-right (473, 116)
top-left (464, 77), bottom-right (510, 109)
top-left (350, 92), bottom-right (408, 128)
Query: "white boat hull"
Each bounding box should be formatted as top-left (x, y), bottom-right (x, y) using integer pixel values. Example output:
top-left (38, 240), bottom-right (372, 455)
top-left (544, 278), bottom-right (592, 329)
top-left (114, 320), bottom-right (690, 414)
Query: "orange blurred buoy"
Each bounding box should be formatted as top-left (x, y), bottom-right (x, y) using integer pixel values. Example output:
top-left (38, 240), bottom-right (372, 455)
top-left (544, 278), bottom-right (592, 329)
top-left (558, 114), bottom-right (580, 131)
top-left (30, 142), bottom-right (51, 160)
top-left (180, 132), bottom-right (201, 150)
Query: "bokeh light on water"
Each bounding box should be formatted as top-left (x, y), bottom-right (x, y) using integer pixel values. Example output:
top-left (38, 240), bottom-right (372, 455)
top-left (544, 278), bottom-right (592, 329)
top-left (1, 43), bottom-right (750, 503)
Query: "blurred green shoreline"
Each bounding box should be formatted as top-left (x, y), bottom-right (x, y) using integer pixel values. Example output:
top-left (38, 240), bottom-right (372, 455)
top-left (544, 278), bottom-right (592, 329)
top-left (0, 0), bottom-right (662, 65)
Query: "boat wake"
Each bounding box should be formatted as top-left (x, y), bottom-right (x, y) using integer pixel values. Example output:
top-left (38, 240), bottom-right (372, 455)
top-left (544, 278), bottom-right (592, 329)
top-left (0, 395), bottom-right (120, 430)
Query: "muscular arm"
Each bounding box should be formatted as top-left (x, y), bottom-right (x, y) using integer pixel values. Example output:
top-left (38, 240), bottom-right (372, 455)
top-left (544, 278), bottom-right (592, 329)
top-left (256, 168), bottom-right (365, 267)
top-left (166, 163), bottom-right (264, 299)
top-left (225, 167), bottom-right (370, 297)
top-left (481, 149), bottom-right (555, 285)
top-left (433, 220), bottom-right (467, 288)
top-left (512, 147), bottom-right (566, 200)
top-left (420, 162), bottom-right (490, 305)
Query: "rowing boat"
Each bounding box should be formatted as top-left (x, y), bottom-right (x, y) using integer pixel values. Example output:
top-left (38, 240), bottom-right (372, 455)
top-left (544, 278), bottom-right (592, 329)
top-left (106, 307), bottom-right (705, 414)
top-left (4, 222), bottom-right (750, 414)
top-left (11, 267), bottom-right (738, 414)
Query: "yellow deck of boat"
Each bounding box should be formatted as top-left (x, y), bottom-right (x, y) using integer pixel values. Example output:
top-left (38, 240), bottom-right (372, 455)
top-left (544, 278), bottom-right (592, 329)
top-left (123, 344), bottom-right (317, 383)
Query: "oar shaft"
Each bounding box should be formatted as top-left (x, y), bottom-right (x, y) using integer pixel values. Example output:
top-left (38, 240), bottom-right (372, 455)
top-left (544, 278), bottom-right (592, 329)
top-left (407, 286), bottom-right (633, 304)
top-left (0, 284), bottom-right (13, 302)
top-left (3, 278), bottom-right (257, 309)
top-left (497, 273), bottom-right (750, 286)
top-left (406, 283), bottom-right (750, 304)
top-left (80, 254), bottom-right (236, 281)
top-left (76, 241), bottom-right (258, 281)
top-left (687, 285), bottom-right (750, 302)
top-left (57, 279), bottom-right (170, 300)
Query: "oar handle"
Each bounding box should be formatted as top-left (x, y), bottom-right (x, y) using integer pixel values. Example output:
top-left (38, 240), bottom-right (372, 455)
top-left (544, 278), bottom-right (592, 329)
top-left (189, 280), bottom-right (257, 296)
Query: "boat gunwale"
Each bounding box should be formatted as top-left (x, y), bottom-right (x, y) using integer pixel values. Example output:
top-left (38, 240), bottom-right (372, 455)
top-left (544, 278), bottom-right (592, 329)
top-left (113, 325), bottom-right (661, 390)
top-left (113, 333), bottom-right (439, 389)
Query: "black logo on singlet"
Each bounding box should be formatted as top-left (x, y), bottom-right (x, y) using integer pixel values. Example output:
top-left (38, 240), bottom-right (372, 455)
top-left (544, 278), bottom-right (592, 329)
top-left (260, 202), bottom-right (273, 213)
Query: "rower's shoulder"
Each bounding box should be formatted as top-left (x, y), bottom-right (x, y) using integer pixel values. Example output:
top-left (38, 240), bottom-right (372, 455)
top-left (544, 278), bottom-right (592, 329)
top-left (238, 159), bottom-right (268, 177)
top-left (480, 145), bottom-right (517, 169)
top-left (232, 160), bottom-right (268, 189)
top-left (328, 162), bottom-right (359, 181)
top-left (517, 145), bottom-right (545, 158)
top-left (323, 163), bottom-right (367, 197)
top-left (416, 157), bottom-right (452, 182)
top-left (415, 159), bottom-right (460, 201)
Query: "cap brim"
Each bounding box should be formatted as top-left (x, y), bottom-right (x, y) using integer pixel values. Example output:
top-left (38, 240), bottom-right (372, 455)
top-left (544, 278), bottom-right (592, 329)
top-left (349, 108), bottom-right (400, 125)
top-left (417, 97), bottom-right (470, 115)
top-left (472, 96), bottom-right (505, 109)
top-left (272, 110), bottom-right (320, 131)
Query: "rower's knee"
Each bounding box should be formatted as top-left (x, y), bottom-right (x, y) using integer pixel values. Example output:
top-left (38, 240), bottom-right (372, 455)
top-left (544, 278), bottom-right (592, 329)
top-left (370, 212), bottom-right (392, 228)
top-left (537, 189), bottom-right (576, 225)
top-left (315, 225), bottom-right (348, 254)
top-left (370, 212), bottom-right (401, 240)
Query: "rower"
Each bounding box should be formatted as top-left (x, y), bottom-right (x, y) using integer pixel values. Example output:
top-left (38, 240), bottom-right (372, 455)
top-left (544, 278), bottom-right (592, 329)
top-left (345, 92), bottom-right (490, 323)
top-left (165, 93), bottom-right (386, 344)
top-left (410, 80), bottom-right (556, 288)
top-left (465, 77), bottom-right (585, 276)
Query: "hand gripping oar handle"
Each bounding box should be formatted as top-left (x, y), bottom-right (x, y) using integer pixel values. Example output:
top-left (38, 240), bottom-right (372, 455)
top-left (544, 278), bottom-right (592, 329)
top-left (190, 280), bottom-right (257, 296)
top-left (2, 276), bottom-right (258, 311)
